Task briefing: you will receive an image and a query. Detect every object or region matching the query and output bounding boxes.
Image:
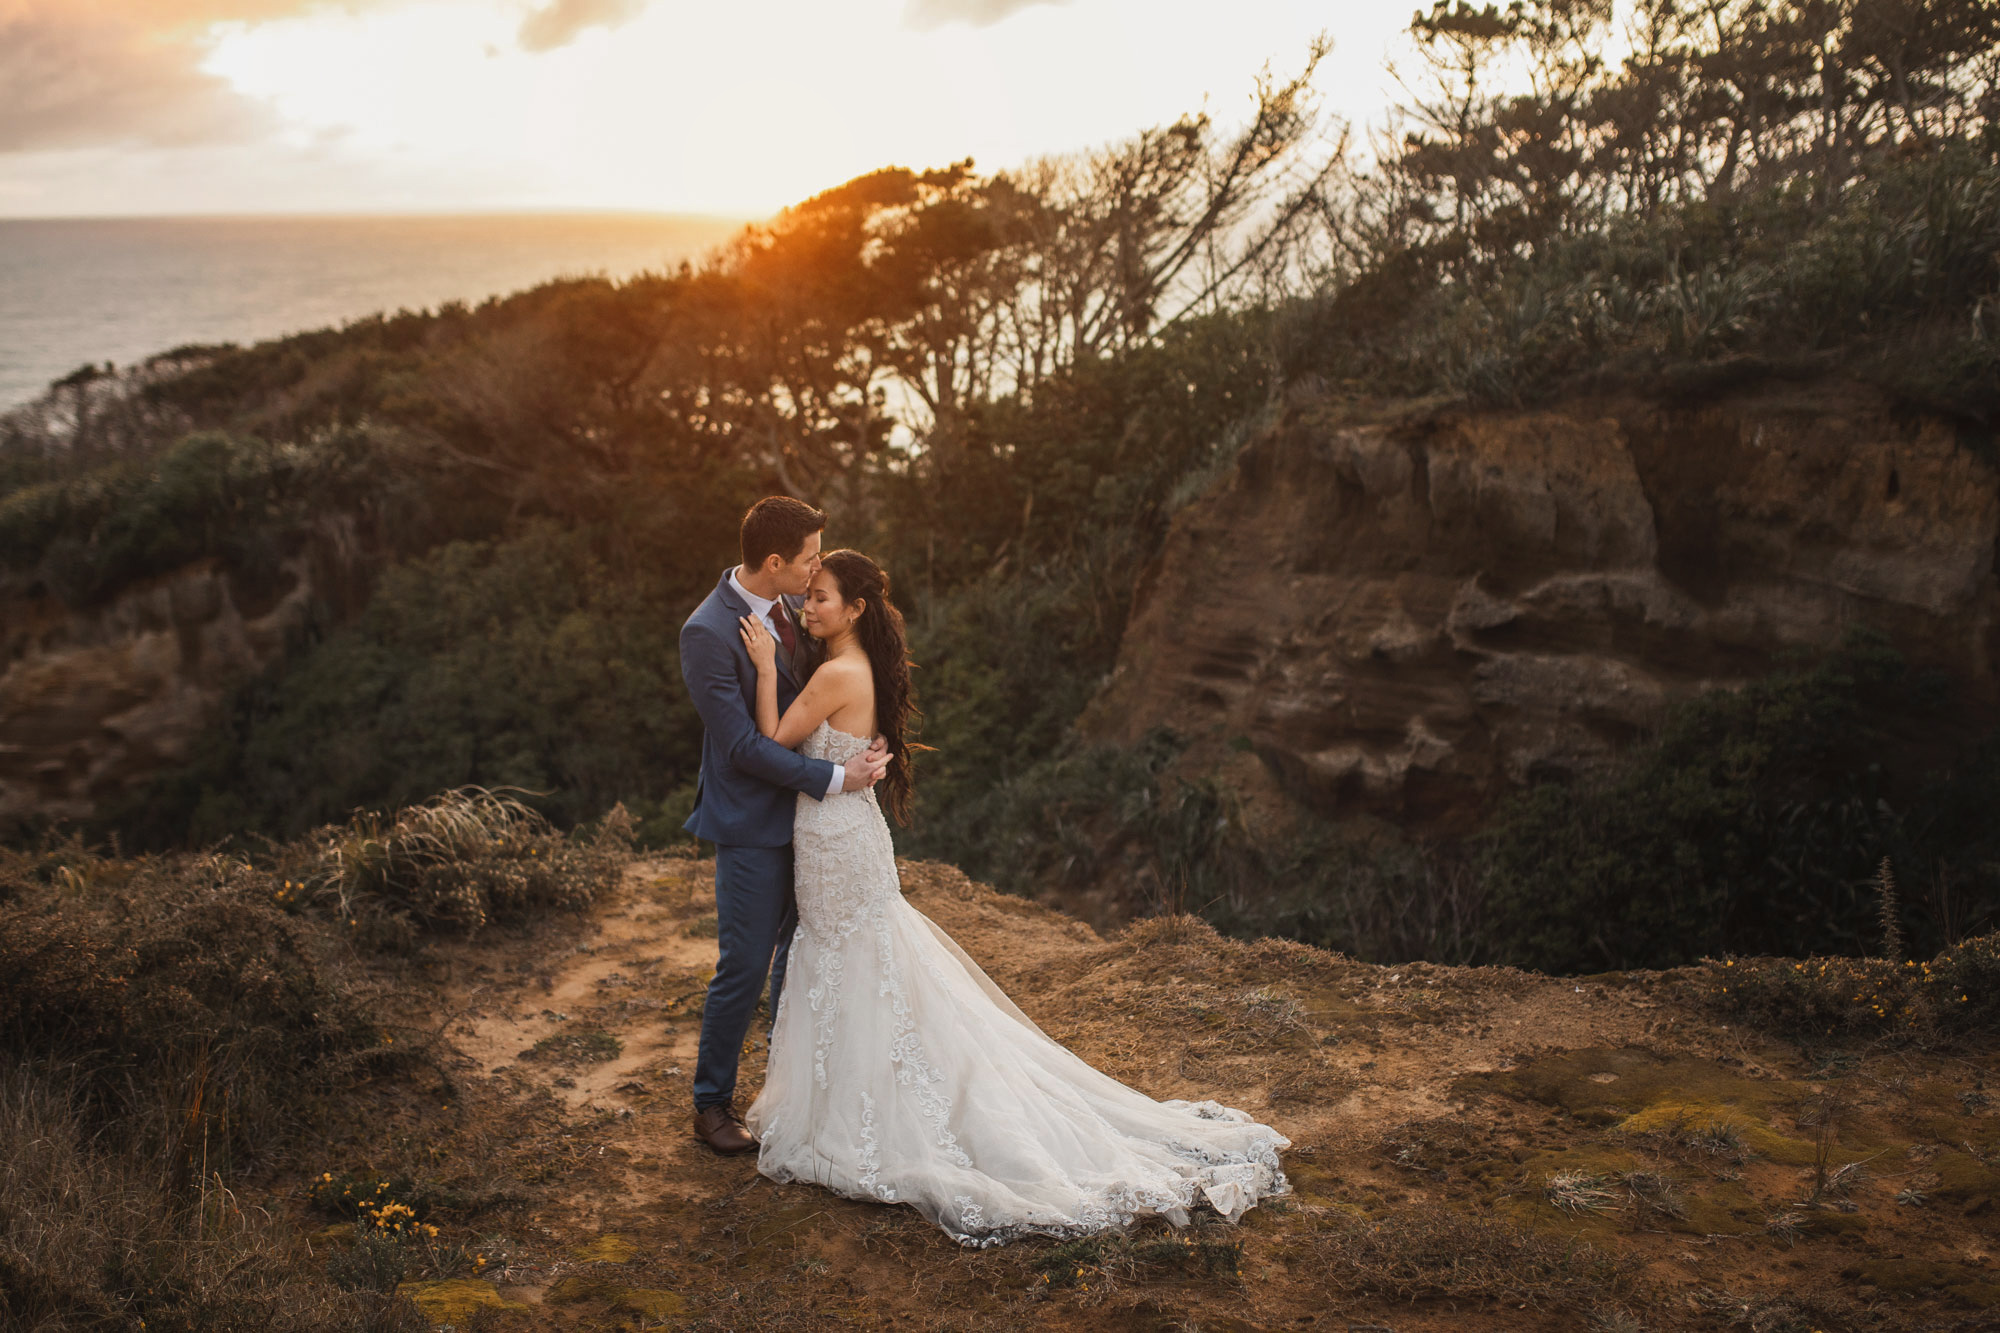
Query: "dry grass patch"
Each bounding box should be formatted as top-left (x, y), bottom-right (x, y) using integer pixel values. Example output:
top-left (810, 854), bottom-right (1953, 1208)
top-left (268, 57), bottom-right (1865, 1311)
top-left (1300, 1203), bottom-right (1640, 1312)
top-left (1374, 1117), bottom-right (1484, 1178)
top-left (0, 1067), bottom-right (426, 1333)
top-left (523, 1028), bottom-right (624, 1066)
top-left (1030, 1222), bottom-right (1247, 1292)
top-left (276, 787), bottom-right (632, 948)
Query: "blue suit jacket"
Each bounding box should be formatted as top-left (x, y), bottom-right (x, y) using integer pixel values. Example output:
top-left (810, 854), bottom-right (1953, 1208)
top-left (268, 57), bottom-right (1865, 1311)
top-left (680, 569), bottom-right (838, 847)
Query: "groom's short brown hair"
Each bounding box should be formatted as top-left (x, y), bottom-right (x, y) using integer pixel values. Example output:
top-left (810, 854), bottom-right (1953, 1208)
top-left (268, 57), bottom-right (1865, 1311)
top-left (741, 496), bottom-right (826, 569)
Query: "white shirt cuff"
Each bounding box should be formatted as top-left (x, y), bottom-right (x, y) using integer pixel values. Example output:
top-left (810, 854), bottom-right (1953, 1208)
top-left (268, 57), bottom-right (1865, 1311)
top-left (825, 761), bottom-right (845, 798)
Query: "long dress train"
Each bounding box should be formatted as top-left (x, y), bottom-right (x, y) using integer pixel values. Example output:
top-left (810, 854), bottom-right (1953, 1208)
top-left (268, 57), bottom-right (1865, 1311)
top-left (744, 722), bottom-right (1289, 1248)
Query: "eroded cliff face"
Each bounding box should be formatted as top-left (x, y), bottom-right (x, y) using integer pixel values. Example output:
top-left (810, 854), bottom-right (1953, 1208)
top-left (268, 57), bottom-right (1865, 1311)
top-left (0, 516), bottom-right (371, 822)
top-left (1083, 379), bottom-right (2000, 832)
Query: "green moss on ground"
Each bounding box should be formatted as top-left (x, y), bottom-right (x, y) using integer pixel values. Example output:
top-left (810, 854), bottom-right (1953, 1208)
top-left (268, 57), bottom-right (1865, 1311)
top-left (1931, 1150), bottom-right (2000, 1206)
top-left (571, 1233), bottom-right (640, 1264)
top-left (1458, 1048), bottom-right (1795, 1127)
top-left (396, 1278), bottom-right (530, 1322)
top-left (547, 1274), bottom-right (688, 1319)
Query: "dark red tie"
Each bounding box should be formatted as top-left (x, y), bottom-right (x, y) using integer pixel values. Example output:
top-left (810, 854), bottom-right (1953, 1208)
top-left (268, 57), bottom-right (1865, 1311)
top-left (769, 606), bottom-right (797, 659)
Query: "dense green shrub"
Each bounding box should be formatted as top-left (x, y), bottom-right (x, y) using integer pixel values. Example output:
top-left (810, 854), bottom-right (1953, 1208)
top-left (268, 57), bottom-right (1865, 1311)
top-left (926, 730), bottom-right (1491, 965)
top-left (0, 429), bottom-right (395, 607)
top-left (893, 313), bottom-right (1275, 823)
top-left (1282, 147), bottom-right (2000, 418)
top-left (914, 731), bottom-right (1183, 901)
top-left (1478, 632), bottom-right (2000, 973)
top-left (82, 306), bottom-right (1274, 857)
top-left (903, 570), bottom-right (1138, 824)
top-left (933, 633), bottom-right (2000, 974)
top-left (102, 522), bottom-right (700, 847)
top-left (0, 848), bottom-right (393, 1166)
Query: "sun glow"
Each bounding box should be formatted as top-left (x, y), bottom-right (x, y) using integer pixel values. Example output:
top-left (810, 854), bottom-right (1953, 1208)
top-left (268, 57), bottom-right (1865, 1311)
top-left (148, 1), bottom-right (1411, 216)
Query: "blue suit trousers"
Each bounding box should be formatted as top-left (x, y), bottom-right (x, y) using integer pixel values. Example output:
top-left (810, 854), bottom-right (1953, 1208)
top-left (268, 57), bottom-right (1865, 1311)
top-left (692, 843), bottom-right (798, 1110)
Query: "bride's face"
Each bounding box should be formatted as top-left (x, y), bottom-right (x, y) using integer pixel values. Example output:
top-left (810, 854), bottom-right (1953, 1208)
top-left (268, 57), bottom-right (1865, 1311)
top-left (800, 568), bottom-right (861, 640)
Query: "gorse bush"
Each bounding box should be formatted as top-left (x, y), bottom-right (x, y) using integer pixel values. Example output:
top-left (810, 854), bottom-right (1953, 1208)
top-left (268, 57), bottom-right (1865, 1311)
top-left (0, 842), bottom-right (416, 1328)
top-left (1926, 934), bottom-right (2000, 1037)
top-left (1712, 933), bottom-right (2000, 1046)
top-left (1709, 955), bottom-right (1921, 1044)
top-left (0, 847), bottom-right (390, 1167)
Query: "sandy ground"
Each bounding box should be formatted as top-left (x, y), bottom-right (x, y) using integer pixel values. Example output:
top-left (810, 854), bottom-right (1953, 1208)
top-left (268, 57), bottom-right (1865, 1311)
top-left (321, 852), bottom-right (2000, 1332)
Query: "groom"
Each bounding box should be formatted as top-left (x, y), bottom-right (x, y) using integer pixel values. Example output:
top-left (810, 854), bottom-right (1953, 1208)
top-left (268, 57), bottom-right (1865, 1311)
top-left (679, 496), bottom-right (889, 1154)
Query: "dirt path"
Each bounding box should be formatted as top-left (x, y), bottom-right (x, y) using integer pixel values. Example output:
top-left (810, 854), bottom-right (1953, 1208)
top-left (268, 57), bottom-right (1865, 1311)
top-left (377, 853), bottom-right (1997, 1333)
top-left (449, 856), bottom-right (716, 1205)
top-left (450, 903), bottom-right (693, 1119)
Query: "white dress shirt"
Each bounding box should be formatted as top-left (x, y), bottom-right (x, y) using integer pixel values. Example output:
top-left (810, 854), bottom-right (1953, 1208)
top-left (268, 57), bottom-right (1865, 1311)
top-left (732, 566), bottom-right (845, 798)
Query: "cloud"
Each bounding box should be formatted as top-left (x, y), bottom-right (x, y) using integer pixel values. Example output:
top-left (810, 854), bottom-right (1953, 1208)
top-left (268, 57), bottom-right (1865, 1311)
top-left (0, 1), bottom-right (379, 154)
top-left (0, 15), bottom-right (239, 151)
top-left (516, 0), bottom-right (646, 52)
top-left (902, 0), bottom-right (1069, 31)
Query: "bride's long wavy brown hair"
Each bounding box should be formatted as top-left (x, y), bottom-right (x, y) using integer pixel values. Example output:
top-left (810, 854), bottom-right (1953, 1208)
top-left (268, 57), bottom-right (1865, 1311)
top-left (817, 549), bottom-right (926, 825)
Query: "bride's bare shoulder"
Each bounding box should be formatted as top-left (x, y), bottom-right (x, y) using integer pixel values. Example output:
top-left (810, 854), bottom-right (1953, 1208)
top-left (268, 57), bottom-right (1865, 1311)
top-left (812, 653), bottom-right (872, 693)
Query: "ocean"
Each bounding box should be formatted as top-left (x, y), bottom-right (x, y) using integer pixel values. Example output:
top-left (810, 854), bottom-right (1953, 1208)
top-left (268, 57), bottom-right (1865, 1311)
top-left (0, 212), bottom-right (747, 410)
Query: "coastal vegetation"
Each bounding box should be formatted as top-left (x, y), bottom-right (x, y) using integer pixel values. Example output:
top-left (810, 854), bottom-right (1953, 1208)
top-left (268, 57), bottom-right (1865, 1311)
top-left (0, 792), bottom-right (629, 1328)
top-left (6, 1), bottom-right (2000, 978)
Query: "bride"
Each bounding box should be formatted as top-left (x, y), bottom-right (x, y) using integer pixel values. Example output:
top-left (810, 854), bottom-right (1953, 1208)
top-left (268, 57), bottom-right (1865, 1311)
top-left (734, 549), bottom-right (1288, 1247)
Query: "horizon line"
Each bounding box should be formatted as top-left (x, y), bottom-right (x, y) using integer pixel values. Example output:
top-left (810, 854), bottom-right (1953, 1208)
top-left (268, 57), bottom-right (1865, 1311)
top-left (0, 206), bottom-right (762, 225)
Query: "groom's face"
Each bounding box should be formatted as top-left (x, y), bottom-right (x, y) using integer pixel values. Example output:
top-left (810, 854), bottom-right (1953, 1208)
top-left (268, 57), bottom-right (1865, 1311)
top-left (771, 529), bottom-right (824, 597)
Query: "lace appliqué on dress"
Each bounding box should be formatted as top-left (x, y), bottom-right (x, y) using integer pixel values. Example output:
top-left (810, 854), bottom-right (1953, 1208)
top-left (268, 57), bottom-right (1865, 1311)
top-left (856, 1091), bottom-right (896, 1202)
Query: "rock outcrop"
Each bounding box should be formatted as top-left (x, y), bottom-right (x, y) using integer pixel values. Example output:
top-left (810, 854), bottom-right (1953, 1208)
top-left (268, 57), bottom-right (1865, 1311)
top-left (0, 516), bottom-right (371, 822)
top-left (1084, 379), bottom-right (2000, 832)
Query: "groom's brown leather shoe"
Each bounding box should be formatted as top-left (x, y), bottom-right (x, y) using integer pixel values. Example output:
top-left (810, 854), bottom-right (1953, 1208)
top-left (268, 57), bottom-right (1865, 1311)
top-left (693, 1104), bottom-right (756, 1155)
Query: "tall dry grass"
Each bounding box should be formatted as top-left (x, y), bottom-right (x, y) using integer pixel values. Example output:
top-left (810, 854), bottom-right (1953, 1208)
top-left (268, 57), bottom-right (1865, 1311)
top-left (0, 787), bottom-right (633, 1328)
top-left (0, 1066), bottom-right (424, 1333)
top-left (276, 786), bottom-right (631, 948)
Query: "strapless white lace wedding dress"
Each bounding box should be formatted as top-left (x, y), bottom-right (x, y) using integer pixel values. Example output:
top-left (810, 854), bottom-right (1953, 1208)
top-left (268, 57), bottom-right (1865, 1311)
top-left (744, 721), bottom-right (1290, 1247)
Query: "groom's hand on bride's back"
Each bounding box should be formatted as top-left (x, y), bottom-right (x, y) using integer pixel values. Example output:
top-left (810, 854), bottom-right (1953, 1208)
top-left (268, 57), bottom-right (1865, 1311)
top-left (839, 738), bottom-right (892, 793)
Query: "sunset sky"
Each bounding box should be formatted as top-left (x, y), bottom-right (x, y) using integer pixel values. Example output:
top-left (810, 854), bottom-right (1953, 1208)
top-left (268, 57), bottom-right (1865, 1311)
top-left (0, 0), bottom-right (1413, 219)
